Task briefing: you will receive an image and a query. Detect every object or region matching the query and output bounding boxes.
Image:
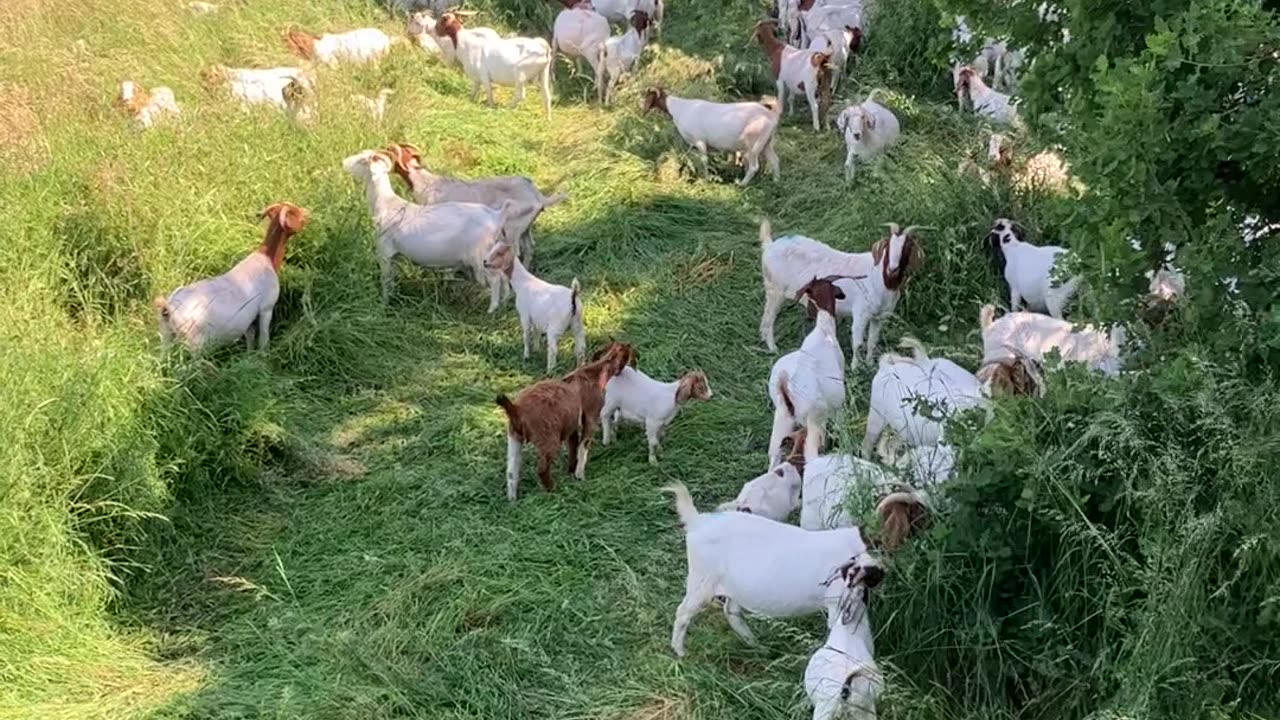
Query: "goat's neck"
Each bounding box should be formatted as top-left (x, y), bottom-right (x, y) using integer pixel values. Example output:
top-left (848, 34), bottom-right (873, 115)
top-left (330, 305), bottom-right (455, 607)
top-left (256, 223), bottom-right (291, 271)
top-left (813, 309), bottom-right (839, 339)
top-left (406, 165), bottom-right (440, 197)
top-left (824, 603), bottom-right (874, 657)
top-left (507, 258), bottom-right (534, 289)
top-left (366, 174), bottom-right (410, 222)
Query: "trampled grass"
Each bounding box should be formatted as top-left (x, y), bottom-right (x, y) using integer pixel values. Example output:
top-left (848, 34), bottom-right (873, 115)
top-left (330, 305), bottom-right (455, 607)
top-left (4, 0), bottom-right (1278, 719)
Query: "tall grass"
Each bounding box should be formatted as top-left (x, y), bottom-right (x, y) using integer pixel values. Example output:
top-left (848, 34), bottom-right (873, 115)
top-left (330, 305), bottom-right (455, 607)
top-left (1, 0), bottom-right (1277, 718)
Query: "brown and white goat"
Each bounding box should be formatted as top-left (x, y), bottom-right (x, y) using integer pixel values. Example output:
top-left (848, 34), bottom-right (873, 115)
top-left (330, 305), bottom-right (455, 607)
top-left (754, 19), bottom-right (832, 131)
top-left (497, 342), bottom-right (634, 500)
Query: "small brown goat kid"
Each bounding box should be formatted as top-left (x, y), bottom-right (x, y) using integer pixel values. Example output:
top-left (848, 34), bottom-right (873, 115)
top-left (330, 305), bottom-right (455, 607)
top-left (497, 342), bottom-right (635, 500)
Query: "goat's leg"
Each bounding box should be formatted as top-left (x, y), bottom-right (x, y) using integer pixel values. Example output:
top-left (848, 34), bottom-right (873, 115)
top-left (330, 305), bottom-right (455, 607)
top-left (804, 418), bottom-right (825, 462)
top-left (470, 79), bottom-right (482, 103)
top-left (760, 286), bottom-right (785, 352)
top-left (506, 434), bottom-right (523, 501)
top-left (777, 80), bottom-right (789, 116)
top-left (572, 313), bottom-right (586, 365)
top-left (860, 410), bottom-right (885, 459)
top-left (865, 318), bottom-right (882, 362)
top-left (671, 578), bottom-right (715, 657)
top-left (807, 85), bottom-right (820, 131)
top-left (737, 151), bottom-right (761, 186)
top-left (849, 310), bottom-right (870, 366)
top-left (486, 270), bottom-right (502, 313)
top-left (483, 76), bottom-right (496, 107)
top-left (600, 403), bottom-right (617, 445)
top-left (536, 448), bottom-right (555, 492)
top-left (765, 139), bottom-right (781, 181)
top-left (692, 140), bottom-right (710, 179)
top-left (566, 431), bottom-right (581, 476)
top-left (575, 425), bottom-right (594, 481)
top-left (766, 402), bottom-right (794, 470)
top-left (1009, 288), bottom-right (1023, 313)
top-left (256, 308), bottom-right (274, 350)
top-left (243, 320), bottom-right (257, 350)
top-left (545, 330), bottom-right (559, 374)
top-left (722, 600), bottom-right (759, 645)
top-left (509, 78), bottom-right (526, 109)
top-left (645, 419), bottom-right (663, 466)
top-left (844, 145), bottom-right (857, 181)
top-left (520, 314), bottom-right (532, 361)
top-left (379, 252), bottom-right (396, 304)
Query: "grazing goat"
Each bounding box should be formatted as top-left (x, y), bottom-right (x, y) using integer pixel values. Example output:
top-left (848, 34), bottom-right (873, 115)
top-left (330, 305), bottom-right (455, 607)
top-left (154, 203), bottom-right (307, 353)
top-left (661, 482), bottom-right (871, 656)
top-left (799, 1), bottom-right (865, 50)
top-left (717, 462), bottom-right (803, 521)
top-left (202, 65), bottom-right (311, 111)
top-left (384, 142), bottom-right (566, 265)
top-left (835, 90), bottom-right (899, 181)
top-left (600, 366), bottom-right (712, 465)
top-left (497, 342), bottom-right (634, 499)
top-left (754, 20), bottom-right (832, 131)
top-left (766, 276), bottom-right (851, 469)
top-left (643, 88), bottom-right (781, 185)
top-left (977, 304), bottom-right (1125, 382)
top-left (805, 555), bottom-right (883, 720)
top-left (591, 0), bottom-right (663, 35)
top-left (597, 11), bottom-right (649, 104)
top-left (551, 0), bottom-right (611, 79)
top-left (760, 221), bottom-right (925, 364)
top-left (434, 13), bottom-right (553, 118)
top-left (806, 26), bottom-right (857, 93)
top-left (483, 241), bottom-right (585, 373)
top-left (342, 149), bottom-right (510, 308)
top-left (861, 338), bottom-right (987, 457)
top-left (986, 218), bottom-right (1080, 318)
top-left (285, 26), bottom-right (397, 66)
top-left (407, 11), bottom-right (496, 63)
top-left (954, 64), bottom-right (1020, 126)
top-left (117, 80), bottom-right (180, 129)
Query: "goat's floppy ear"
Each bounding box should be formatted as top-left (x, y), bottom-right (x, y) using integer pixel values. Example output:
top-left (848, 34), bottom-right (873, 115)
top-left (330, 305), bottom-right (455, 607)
top-left (277, 203), bottom-right (307, 233)
top-left (864, 112), bottom-right (877, 130)
top-left (870, 236), bottom-right (888, 265)
top-left (793, 277), bottom-right (818, 302)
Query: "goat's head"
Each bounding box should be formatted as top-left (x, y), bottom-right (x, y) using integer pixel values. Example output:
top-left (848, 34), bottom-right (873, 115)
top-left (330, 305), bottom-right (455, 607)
top-left (281, 77), bottom-right (311, 111)
top-left (640, 87), bottom-right (669, 115)
top-left (823, 552), bottom-right (884, 625)
top-left (954, 64), bottom-right (976, 96)
top-left (752, 19), bottom-right (781, 48)
top-left (719, 463), bottom-right (802, 519)
top-left (342, 149), bottom-right (396, 182)
top-left (778, 427), bottom-right (808, 476)
top-left (675, 371), bottom-right (712, 403)
top-left (257, 202), bottom-right (308, 270)
top-left (116, 81), bottom-right (148, 114)
top-left (872, 225), bottom-right (927, 289)
top-left (384, 142), bottom-right (423, 181)
top-left (199, 65), bottom-right (227, 89)
top-left (406, 10), bottom-right (437, 37)
top-left (984, 217), bottom-right (1024, 273)
top-left (794, 276), bottom-right (848, 316)
top-left (977, 355), bottom-right (1045, 397)
top-left (629, 10), bottom-right (650, 34)
top-left (589, 339), bottom-right (638, 367)
top-left (284, 26), bottom-right (319, 59)
top-left (876, 491), bottom-right (929, 552)
top-left (435, 12), bottom-right (463, 47)
top-left (837, 105), bottom-right (873, 144)
top-left (483, 241), bottom-right (517, 276)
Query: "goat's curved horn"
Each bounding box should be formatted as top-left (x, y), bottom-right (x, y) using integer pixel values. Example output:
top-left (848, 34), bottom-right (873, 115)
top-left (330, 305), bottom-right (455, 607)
top-left (902, 225), bottom-right (934, 235)
top-left (881, 222), bottom-right (902, 235)
top-left (453, 9), bottom-right (479, 15)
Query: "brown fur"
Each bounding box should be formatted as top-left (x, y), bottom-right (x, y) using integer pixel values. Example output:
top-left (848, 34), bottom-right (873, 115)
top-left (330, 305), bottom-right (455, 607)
top-left (977, 358), bottom-right (1042, 397)
top-left (384, 142), bottom-right (424, 191)
top-left (794, 276), bottom-right (846, 315)
top-left (285, 28), bottom-right (319, 60)
top-left (754, 21), bottom-right (785, 80)
top-left (797, 0), bottom-right (817, 10)
top-left (630, 10), bottom-right (650, 33)
top-left (870, 232), bottom-right (925, 291)
top-left (257, 202), bottom-right (308, 271)
top-left (435, 12), bottom-right (463, 49)
top-left (878, 494), bottom-right (929, 550)
top-left (199, 66), bottom-right (226, 90)
top-left (955, 65), bottom-right (975, 96)
top-left (674, 372), bottom-right (711, 404)
top-left (496, 343), bottom-right (631, 494)
top-left (779, 427), bottom-right (808, 476)
top-left (641, 87), bottom-right (669, 115)
top-left (484, 242), bottom-right (517, 278)
top-left (117, 85), bottom-right (150, 116)
top-left (848, 26), bottom-right (863, 53)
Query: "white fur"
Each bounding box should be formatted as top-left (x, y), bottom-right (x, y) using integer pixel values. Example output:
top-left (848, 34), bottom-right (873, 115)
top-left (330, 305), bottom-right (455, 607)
top-left (440, 21), bottom-right (553, 118)
top-left (590, 0), bottom-right (663, 34)
top-left (552, 5), bottom-right (611, 77)
top-left (353, 89), bottom-right (393, 120)
top-left (799, 1), bottom-right (863, 48)
top-left (407, 12), bottom-right (498, 63)
top-left (297, 28), bottom-right (395, 67)
top-left (988, 219), bottom-right (1080, 318)
top-left (806, 28), bottom-right (853, 94)
top-left (662, 483), bottom-right (870, 657)
top-left (978, 305), bottom-right (1126, 377)
top-left (597, 20), bottom-right (647, 104)
top-left (483, 242), bottom-right (584, 373)
top-left (805, 562), bottom-right (882, 720)
top-left (861, 339), bottom-right (986, 458)
top-left (119, 81), bottom-right (180, 129)
top-left (954, 65), bottom-right (1021, 126)
top-left (600, 367), bottom-right (712, 465)
top-left (718, 463), bottom-right (803, 521)
top-left (208, 65), bottom-right (311, 111)
top-left (767, 32), bottom-right (831, 132)
top-left (653, 93), bottom-right (782, 185)
top-left (834, 92), bottom-right (899, 181)
top-left (343, 150), bottom-right (508, 309)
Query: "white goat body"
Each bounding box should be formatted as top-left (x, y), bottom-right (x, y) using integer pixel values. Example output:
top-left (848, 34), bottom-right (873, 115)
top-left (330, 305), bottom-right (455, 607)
top-left (805, 567), bottom-right (882, 720)
top-left (552, 5), bottom-right (610, 75)
top-left (663, 483), bottom-right (869, 657)
top-left (407, 11), bottom-right (499, 63)
top-left (835, 92), bottom-right (899, 181)
top-left (591, 0), bottom-right (663, 33)
top-left (484, 242), bottom-right (584, 373)
top-left (955, 65), bottom-right (1020, 126)
top-left (645, 90), bottom-right (781, 185)
top-left (718, 462), bottom-right (803, 522)
top-left (207, 65), bottom-right (310, 110)
top-left (118, 81), bottom-right (181, 129)
top-left (979, 305), bottom-right (1125, 377)
top-left (436, 14), bottom-right (553, 118)
top-left (601, 366), bottom-right (711, 465)
top-left (800, 2), bottom-right (864, 48)
top-left (861, 341), bottom-right (985, 457)
top-left (286, 27), bottom-right (395, 66)
top-left (597, 14), bottom-right (648, 103)
top-left (987, 219), bottom-right (1080, 318)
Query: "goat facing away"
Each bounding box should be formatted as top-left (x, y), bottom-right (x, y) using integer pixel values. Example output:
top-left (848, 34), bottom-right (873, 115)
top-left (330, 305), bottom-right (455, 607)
top-left (642, 88), bottom-right (782, 186)
top-left (154, 202), bottom-right (307, 353)
top-left (483, 241), bottom-right (586, 374)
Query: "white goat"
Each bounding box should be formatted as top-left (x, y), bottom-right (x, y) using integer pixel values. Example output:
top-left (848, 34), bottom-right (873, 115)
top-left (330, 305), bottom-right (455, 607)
top-left (601, 367), bottom-right (712, 465)
top-left (988, 134), bottom-right (1080, 196)
top-left (117, 81), bottom-right (180, 129)
top-left (384, 142), bottom-right (567, 265)
top-left (407, 11), bottom-right (496, 63)
top-left (642, 88), bottom-right (782, 185)
top-left (434, 13), bottom-right (553, 118)
top-left (799, 2), bottom-right (864, 49)
top-left (153, 203), bottom-right (307, 353)
top-left (551, 1), bottom-right (611, 79)
top-left (986, 219), bottom-right (1080, 318)
top-left (353, 89), bottom-right (394, 121)
top-left (805, 556), bottom-right (884, 720)
top-left (342, 149), bottom-right (510, 309)
top-left (766, 276), bottom-right (850, 470)
top-left (661, 482), bottom-right (871, 657)
top-left (977, 304), bottom-right (1126, 379)
top-left (760, 221), bottom-right (926, 364)
top-left (806, 26), bottom-right (857, 93)
top-left (482, 241), bottom-right (585, 373)
top-left (285, 27), bottom-right (397, 66)
top-left (717, 462), bottom-right (803, 521)
top-left (954, 64), bottom-right (1020, 126)
top-left (754, 20), bottom-right (832, 132)
top-left (597, 11), bottom-right (650, 104)
top-left (861, 338), bottom-right (986, 457)
top-left (188, 1), bottom-right (218, 14)
top-left (834, 90), bottom-right (899, 181)
top-left (591, 0), bottom-right (663, 35)
top-left (203, 65), bottom-right (311, 111)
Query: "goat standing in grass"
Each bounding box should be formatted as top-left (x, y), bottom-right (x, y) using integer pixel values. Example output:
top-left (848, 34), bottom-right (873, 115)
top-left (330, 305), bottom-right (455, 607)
top-left (754, 19), bottom-right (832, 131)
top-left (483, 241), bottom-right (585, 374)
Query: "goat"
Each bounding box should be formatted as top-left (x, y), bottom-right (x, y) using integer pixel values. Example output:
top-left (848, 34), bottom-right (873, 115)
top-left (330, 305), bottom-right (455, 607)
top-left (497, 342), bottom-right (634, 500)
top-left (434, 13), bottom-right (553, 118)
top-left (406, 11), bottom-right (496, 63)
top-left (202, 65), bottom-right (311, 111)
top-left (805, 555), bottom-right (884, 720)
top-left (642, 88), bottom-right (781, 185)
top-left (766, 276), bottom-right (852, 470)
top-left (342, 149), bottom-right (510, 309)
top-left (597, 11), bottom-right (649, 104)
top-left (600, 366), bottom-right (712, 465)
top-left (799, 1), bottom-right (864, 50)
top-left (551, 0), bottom-right (611, 80)
top-left (834, 89), bottom-right (899, 181)
top-left (985, 219), bottom-right (1080, 318)
top-left (977, 304), bottom-right (1125, 382)
top-left (754, 19), bottom-right (832, 131)
top-left (661, 482), bottom-right (871, 656)
top-left (717, 462), bottom-right (803, 521)
top-left (483, 241), bottom-right (585, 373)
top-left (384, 142), bottom-right (566, 265)
top-left (988, 133), bottom-right (1080, 195)
top-left (154, 203), bottom-right (307, 353)
top-left (806, 26), bottom-right (857, 93)
top-left (284, 26), bottom-right (397, 67)
top-left (954, 64), bottom-right (1020, 126)
top-left (590, 0), bottom-right (663, 36)
top-left (760, 220), bottom-right (925, 364)
top-left (117, 80), bottom-right (180, 129)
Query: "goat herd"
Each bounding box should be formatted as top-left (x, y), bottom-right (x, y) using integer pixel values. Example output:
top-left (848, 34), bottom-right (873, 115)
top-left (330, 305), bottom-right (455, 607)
top-left (125, 1), bottom-right (1189, 718)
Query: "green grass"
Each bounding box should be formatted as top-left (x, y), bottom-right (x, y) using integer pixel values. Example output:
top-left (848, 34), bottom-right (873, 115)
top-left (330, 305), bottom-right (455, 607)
top-left (3, 0), bottom-right (1278, 718)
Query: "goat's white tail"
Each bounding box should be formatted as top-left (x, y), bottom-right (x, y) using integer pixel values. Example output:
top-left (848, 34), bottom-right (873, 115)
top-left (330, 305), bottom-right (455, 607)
top-left (661, 483), bottom-right (699, 527)
top-left (759, 218), bottom-right (773, 252)
top-left (864, 87), bottom-right (890, 106)
top-left (979, 303), bottom-right (996, 332)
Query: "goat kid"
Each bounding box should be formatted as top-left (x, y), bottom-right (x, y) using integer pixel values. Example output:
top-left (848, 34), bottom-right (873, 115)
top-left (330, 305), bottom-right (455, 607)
top-left (343, 149), bottom-right (510, 309)
top-left (954, 64), bottom-right (1020, 126)
top-left (662, 482), bottom-right (871, 656)
top-left (597, 11), bottom-right (649, 104)
top-left (986, 218), bottom-right (1080, 318)
top-left (483, 241), bottom-right (585, 373)
top-left (285, 26), bottom-right (398, 67)
top-left (154, 203), bottom-right (307, 353)
top-left (497, 342), bottom-right (634, 499)
top-left (117, 80), bottom-right (181, 129)
top-left (805, 555), bottom-right (884, 720)
top-left (642, 88), bottom-right (781, 186)
top-left (834, 89), bottom-right (898, 181)
top-left (435, 13), bottom-right (554, 118)
top-left (754, 20), bottom-right (832, 131)
top-left (601, 366), bottom-right (712, 465)
top-left (717, 462), bottom-right (803, 522)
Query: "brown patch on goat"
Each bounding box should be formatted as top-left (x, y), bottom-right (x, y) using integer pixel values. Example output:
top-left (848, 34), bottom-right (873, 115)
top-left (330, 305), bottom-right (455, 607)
top-left (385, 142), bottom-right (423, 182)
top-left (199, 66), bottom-right (226, 90)
top-left (753, 21), bottom-right (785, 80)
top-left (284, 27), bottom-right (319, 60)
top-left (871, 231), bottom-right (925, 291)
top-left (776, 373), bottom-right (796, 417)
top-left (794, 276), bottom-right (845, 316)
top-left (495, 344), bottom-right (630, 493)
top-left (848, 26), bottom-right (863, 53)
top-left (797, 0), bottom-right (817, 10)
top-left (779, 427), bottom-right (807, 476)
top-left (435, 13), bottom-right (463, 49)
top-left (977, 358), bottom-right (1041, 397)
top-left (258, 202), bottom-right (308, 270)
top-left (630, 10), bottom-right (650, 33)
top-left (878, 494), bottom-right (929, 550)
top-left (116, 84), bottom-right (149, 116)
top-left (641, 87), bottom-right (669, 115)
top-left (674, 372), bottom-right (711, 404)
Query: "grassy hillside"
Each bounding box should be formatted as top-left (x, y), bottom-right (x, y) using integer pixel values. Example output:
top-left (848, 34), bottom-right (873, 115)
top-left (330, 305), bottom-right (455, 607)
top-left (2, 0), bottom-right (1278, 718)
